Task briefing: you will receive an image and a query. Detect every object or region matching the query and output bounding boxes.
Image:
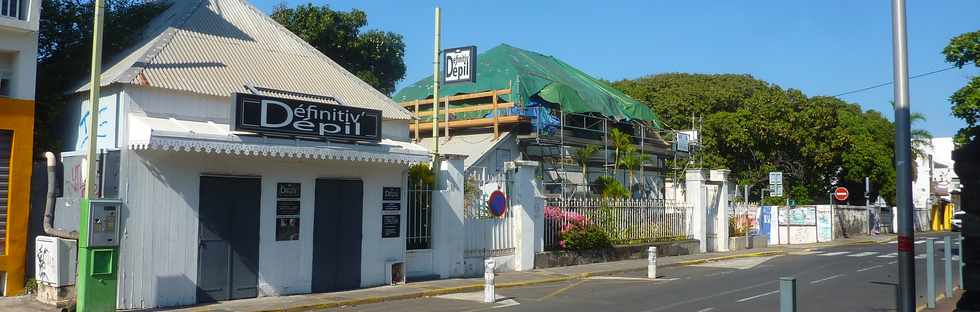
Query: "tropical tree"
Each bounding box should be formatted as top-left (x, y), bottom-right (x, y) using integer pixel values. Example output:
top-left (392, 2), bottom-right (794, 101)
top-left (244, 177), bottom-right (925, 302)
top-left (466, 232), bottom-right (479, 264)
top-left (271, 3), bottom-right (407, 95)
top-left (608, 128), bottom-right (632, 174)
top-left (943, 30), bottom-right (980, 144)
top-left (618, 146), bottom-right (650, 193)
top-left (573, 145), bottom-right (600, 192)
top-left (613, 73), bottom-right (898, 204)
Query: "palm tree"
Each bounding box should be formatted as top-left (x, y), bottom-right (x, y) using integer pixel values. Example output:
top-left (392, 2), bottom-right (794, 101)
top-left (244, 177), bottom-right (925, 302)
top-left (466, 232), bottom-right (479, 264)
top-left (573, 145), bottom-right (600, 192)
top-left (910, 112), bottom-right (933, 182)
top-left (618, 146), bottom-right (650, 193)
top-left (608, 128), bottom-right (632, 174)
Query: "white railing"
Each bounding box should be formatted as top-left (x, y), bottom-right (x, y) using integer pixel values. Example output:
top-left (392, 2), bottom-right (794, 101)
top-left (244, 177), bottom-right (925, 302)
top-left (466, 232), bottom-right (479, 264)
top-left (545, 198), bottom-right (693, 249)
top-left (0, 0), bottom-right (24, 20)
top-left (406, 182), bottom-right (432, 250)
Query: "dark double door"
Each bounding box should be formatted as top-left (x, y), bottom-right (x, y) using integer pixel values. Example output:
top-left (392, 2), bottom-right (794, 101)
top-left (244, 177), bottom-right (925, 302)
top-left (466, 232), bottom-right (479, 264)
top-left (312, 179), bottom-right (363, 293)
top-left (197, 176), bottom-right (260, 303)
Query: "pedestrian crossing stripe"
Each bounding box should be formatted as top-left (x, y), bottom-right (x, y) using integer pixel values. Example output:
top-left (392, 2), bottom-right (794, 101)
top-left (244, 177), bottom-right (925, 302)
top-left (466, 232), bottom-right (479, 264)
top-left (847, 252), bottom-right (877, 257)
top-left (819, 251), bottom-right (850, 256)
top-left (878, 253), bottom-right (898, 258)
top-left (915, 254), bottom-right (927, 259)
top-left (915, 240), bottom-right (925, 244)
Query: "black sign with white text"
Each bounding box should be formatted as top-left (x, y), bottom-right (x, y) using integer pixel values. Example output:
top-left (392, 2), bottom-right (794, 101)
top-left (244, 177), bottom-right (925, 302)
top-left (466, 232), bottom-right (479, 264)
top-left (232, 93), bottom-right (382, 142)
top-left (443, 46), bottom-right (477, 84)
top-left (382, 215), bottom-right (400, 238)
top-left (383, 187), bottom-right (401, 201)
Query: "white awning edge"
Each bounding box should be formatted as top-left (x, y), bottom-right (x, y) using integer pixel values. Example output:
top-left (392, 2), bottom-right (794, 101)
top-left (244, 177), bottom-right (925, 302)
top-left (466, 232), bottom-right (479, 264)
top-left (129, 115), bottom-right (430, 165)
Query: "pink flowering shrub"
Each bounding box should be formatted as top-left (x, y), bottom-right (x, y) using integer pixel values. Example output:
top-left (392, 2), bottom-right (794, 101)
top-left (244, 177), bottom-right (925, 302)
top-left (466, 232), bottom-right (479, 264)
top-left (546, 206), bottom-right (610, 250)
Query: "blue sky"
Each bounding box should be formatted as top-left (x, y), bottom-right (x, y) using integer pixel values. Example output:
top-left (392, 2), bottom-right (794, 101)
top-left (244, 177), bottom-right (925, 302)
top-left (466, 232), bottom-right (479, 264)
top-left (254, 0), bottom-right (980, 137)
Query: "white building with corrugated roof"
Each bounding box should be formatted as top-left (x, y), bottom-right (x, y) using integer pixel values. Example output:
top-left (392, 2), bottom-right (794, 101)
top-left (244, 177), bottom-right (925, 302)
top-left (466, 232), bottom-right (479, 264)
top-left (62, 0), bottom-right (430, 308)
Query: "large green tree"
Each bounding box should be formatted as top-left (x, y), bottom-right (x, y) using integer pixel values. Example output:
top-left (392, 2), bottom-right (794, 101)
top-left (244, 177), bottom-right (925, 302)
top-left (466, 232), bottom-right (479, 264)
top-left (271, 3), bottom-right (406, 95)
top-left (943, 30), bottom-right (980, 144)
top-left (613, 73), bottom-right (897, 204)
top-left (35, 0), bottom-right (169, 154)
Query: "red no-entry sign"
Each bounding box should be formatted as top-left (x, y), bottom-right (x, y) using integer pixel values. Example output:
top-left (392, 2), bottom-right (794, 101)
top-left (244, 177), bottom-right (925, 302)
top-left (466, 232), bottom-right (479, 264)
top-left (833, 187), bottom-right (849, 202)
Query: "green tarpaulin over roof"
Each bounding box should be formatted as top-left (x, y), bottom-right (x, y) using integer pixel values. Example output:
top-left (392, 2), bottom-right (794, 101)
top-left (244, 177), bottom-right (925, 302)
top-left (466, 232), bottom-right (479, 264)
top-left (393, 44), bottom-right (662, 128)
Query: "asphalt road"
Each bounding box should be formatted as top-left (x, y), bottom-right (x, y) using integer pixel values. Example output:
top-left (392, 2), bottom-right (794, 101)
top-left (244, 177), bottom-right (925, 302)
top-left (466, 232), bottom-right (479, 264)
top-left (331, 233), bottom-right (961, 312)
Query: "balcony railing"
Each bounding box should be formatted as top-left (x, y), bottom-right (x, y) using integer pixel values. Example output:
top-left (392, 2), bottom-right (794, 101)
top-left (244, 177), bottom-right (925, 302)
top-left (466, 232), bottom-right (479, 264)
top-left (0, 0), bottom-right (24, 20)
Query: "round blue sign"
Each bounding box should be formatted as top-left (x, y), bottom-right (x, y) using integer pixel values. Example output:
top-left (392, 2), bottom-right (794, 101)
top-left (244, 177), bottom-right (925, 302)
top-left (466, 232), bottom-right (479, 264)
top-left (487, 190), bottom-right (507, 217)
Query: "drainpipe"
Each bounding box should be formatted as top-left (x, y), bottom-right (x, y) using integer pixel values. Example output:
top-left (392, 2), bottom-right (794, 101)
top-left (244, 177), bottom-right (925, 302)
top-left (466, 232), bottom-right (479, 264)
top-left (43, 152), bottom-right (79, 240)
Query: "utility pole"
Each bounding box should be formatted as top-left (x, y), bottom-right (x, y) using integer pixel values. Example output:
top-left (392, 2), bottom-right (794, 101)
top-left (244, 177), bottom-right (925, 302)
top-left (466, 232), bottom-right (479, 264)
top-left (77, 1), bottom-right (118, 311)
top-left (891, 0), bottom-right (916, 310)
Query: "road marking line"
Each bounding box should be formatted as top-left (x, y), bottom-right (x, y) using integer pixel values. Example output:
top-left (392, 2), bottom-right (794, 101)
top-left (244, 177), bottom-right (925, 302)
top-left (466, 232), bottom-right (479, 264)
top-left (810, 274), bottom-right (845, 284)
top-left (536, 279), bottom-right (586, 301)
top-left (819, 251), bottom-right (850, 256)
top-left (857, 265), bottom-right (884, 272)
top-left (889, 260), bottom-right (898, 264)
top-left (915, 254), bottom-right (927, 259)
top-left (915, 240), bottom-right (925, 244)
top-left (848, 252), bottom-right (878, 257)
top-left (696, 308), bottom-right (716, 312)
top-left (736, 290), bottom-right (779, 303)
top-left (878, 252), bottom-right (898, 258)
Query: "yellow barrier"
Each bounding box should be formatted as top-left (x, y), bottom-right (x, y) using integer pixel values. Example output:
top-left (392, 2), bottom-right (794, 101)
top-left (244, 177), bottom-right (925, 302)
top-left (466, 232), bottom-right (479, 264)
top-left (0, 98), bottom-right (35, 296)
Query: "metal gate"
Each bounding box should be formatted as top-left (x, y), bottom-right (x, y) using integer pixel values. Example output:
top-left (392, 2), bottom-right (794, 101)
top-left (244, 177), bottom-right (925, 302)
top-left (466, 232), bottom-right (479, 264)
top-left (463, 169), bottom-right (515, 258)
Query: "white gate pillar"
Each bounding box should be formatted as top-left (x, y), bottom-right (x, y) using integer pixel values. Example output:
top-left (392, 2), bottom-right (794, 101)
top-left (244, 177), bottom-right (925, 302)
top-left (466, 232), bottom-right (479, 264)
top-left (432, 154), bottom-right (466, 278)
top-left (686, 169), bottom-right (708, 253)
top-left (509, 160), bottom-right (542, 271)
top-left (710, 169), bottom-right (731, 252)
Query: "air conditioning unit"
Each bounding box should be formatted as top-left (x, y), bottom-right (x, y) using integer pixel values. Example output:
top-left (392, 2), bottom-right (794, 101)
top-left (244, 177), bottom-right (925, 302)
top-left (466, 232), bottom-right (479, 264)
top-left (35, 236), bottom-right (78, 286)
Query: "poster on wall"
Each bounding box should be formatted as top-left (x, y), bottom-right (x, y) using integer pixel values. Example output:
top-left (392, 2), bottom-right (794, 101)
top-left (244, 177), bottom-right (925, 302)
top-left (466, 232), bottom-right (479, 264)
top-left (277, 200), bottom-right (300, 215)
top-left (383, 187), bottom-right (401, 201)
top-left (276, 217), bottom-right (300, 241)
top-left (789, 207), bottom-right (816, 226)
top-left (758, 206), bottom-right (772, 237)
top-left (817, 209), bottom-right (833, 242)
top-left (277, 183), bottom-right (301, 198)
top-left (382, 215), bottom-right (400, 238)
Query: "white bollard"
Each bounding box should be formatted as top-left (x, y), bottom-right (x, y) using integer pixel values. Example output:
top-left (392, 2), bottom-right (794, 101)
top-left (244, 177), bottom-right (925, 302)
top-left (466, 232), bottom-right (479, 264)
top-left (648, 246), bottom-right (657, 279)
top-left (484, 259), bottom-right (496, 303)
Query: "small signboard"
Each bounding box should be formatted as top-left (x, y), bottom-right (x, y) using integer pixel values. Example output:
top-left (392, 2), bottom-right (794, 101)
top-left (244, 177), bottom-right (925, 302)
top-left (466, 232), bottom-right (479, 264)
top-left (675, 132), bottom-right (690, 152)
top-left (443, 46), bottom-right (477, 84)
top-left (381, 215), bottom-right (400, 238)
top-left (277, 183), bottom-right (301, 198)
top-left (383, 187), bottom-right (401, 201)
top-left (769, 172), bottom-right (783, 185)
top-left (834, 187), bottom-right (849, 202)
top-left (276, 217), bottom-right (300, 241)
top-left (770, 184), bottom-right (784, 197)
top-left (382, 202), bottom-right (400, 211)
top-left (232, 93), bottom-right (382, 142)
top-left (276, 200), bottom-right (301, 215)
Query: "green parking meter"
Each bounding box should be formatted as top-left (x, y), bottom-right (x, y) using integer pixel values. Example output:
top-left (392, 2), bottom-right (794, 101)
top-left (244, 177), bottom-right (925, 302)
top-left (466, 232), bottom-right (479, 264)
top-left (78, 198), bottom-right (121, 312)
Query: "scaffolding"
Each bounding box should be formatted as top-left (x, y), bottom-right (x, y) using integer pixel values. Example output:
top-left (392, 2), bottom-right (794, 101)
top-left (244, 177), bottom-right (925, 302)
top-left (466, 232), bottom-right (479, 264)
top-left (402, 87), bottom-right (691, 200)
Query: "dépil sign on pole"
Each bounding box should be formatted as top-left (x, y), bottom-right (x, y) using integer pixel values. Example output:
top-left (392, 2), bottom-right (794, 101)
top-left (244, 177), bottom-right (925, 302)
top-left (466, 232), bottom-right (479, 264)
top-left (443, 46), bottom-right (477, 84)
top-left (833, 187), bottom-right (849, 202)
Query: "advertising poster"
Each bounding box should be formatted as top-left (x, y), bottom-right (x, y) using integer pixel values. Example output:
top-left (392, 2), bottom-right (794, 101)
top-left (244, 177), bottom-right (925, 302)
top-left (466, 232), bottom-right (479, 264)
top-left (276, 217), bottom-right (300, 241)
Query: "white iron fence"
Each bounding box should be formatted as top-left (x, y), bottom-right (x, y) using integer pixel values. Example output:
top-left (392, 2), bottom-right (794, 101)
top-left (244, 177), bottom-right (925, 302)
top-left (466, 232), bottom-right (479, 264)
top-left (544, 198), bottom-right (693, 249)
top-left (463, 171), bottom-right (516, 258)
top-left (406, 181), bottom-right (432, 250)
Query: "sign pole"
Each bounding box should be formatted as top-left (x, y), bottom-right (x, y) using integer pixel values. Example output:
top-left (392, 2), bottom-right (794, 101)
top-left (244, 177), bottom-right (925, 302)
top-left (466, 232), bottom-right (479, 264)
top-left (431, 7), bottom-right (441, 162)
top-left (891, 0), bottom-right (916, 310)
top-left (78, 1), bottom-right (119, 311)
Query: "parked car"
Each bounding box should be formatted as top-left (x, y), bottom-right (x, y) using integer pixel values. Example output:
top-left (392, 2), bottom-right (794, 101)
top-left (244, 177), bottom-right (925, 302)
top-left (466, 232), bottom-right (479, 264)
top-left (952, 210), bottom-right (965, 232)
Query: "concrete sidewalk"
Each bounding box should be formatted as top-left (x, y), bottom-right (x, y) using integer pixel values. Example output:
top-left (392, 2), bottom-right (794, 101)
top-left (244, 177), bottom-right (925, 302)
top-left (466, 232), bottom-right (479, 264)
top-left (0, 234), bottom-right (894, 312)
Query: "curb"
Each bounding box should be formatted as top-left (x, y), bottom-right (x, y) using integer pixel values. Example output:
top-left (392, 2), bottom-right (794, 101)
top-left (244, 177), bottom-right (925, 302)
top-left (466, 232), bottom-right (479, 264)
top-left (202, 237), bottom-right (893, 312)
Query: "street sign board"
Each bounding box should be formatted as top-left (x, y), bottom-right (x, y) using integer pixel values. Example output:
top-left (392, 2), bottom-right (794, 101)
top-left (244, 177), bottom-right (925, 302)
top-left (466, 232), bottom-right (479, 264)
top-left (443, 46), bottom-right (477, 84)
top-left (833, 187), bottom-right (849, 202)
top-left (770, 184), bottom-right (784, 197)
top-left (769, 172), bottom-right (783, 185)
top-left (675, 132), bottom-right (690, 152)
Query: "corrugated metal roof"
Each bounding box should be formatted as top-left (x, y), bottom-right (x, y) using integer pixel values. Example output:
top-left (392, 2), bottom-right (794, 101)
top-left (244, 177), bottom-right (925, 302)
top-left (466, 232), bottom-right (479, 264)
top-left (74, 0), bottom-right (413, 120)
top-left (417, 132), bottom-right (514, 169)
